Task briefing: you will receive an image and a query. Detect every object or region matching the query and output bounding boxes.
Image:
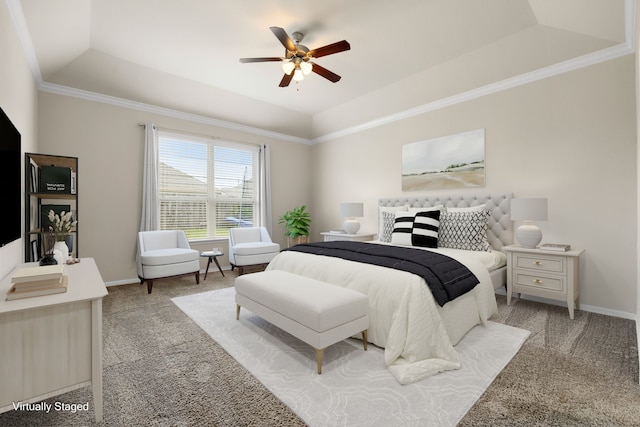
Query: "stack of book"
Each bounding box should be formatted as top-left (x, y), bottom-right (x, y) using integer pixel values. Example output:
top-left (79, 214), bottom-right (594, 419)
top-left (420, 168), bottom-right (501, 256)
top-left (539, 243), bottom-right (571, 252)
top-left (6, 264), bottom-right (68, 301)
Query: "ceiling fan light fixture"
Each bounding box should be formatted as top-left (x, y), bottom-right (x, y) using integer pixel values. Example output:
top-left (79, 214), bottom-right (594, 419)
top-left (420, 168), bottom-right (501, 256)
top-left (300, 61), bottom-right (312, 75)
top-left (241, 26), bottom-right (350, 87)
top-left (292, 68), bottom-right (304, 81)
top-left (282, 60), bottom-right (295, 75)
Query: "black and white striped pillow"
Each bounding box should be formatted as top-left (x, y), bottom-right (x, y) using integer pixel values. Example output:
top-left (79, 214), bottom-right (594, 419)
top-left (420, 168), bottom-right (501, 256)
top-left (411, 210), bottom-right (440, 248)
top-left (391, 212), bottom-right (415, 246)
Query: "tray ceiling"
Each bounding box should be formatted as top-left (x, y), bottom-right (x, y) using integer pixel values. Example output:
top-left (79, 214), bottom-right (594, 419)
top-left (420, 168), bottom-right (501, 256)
top-left (11, 0), bottom-right (630, 139)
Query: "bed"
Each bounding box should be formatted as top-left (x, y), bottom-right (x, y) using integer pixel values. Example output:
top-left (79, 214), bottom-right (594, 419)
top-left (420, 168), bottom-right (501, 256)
top-left (266, 193), bottom-right (513, 384)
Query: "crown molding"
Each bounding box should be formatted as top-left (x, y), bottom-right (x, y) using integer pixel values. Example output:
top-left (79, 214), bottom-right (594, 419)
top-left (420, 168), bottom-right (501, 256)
top-left (37, 82), bottom-right (313, 145)
top-left (311, 41), bottom-right (634, 144)
top-left (5, 0), bottom-right (311, 145)
top-left (7, 0), bottom-right (636, 146)
top-left (6, 0), bottom-right (42, 82)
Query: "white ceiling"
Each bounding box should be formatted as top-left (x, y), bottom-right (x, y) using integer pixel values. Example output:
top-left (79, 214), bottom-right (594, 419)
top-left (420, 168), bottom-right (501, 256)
top-left (13, 0), bottom-right (630, 139)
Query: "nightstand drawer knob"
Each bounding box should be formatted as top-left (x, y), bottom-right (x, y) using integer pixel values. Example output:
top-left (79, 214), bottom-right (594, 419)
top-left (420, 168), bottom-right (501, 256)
top-left (533, 279), bottom-right (543, 284)
top-left (534, 261), bottom-right (542, 266)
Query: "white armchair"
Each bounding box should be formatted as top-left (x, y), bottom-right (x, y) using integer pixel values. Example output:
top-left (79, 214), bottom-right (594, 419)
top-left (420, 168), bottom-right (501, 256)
top-left (228, 227), bottom-right (280, 275)
top-left (137, 230), bottom-right (200, 293)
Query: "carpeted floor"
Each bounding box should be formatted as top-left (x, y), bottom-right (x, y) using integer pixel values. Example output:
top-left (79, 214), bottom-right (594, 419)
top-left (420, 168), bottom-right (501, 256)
top-left (172, 287), bottom-right (529, 426)
top-left (1, 269), bottom-right (638, 426)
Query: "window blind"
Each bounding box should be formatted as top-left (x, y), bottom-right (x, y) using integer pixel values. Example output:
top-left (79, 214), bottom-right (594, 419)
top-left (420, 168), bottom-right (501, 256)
top-left (158, 131), bottom-right (258, 239)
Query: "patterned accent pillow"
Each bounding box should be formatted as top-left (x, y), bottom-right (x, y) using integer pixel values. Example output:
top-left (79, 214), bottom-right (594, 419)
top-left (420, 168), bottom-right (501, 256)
top-left (379, 211), bottom-right (396, 242)
top-left (378, 205), bottom-right (408, 240)
top-left (439, 210), bottom-right (491, 251)
top-left (446, 204), bottom-right (486, 213)
top-left (411, 210), bottom-right (440, 248)
top-left (391, 212), bottom-right (414, 246)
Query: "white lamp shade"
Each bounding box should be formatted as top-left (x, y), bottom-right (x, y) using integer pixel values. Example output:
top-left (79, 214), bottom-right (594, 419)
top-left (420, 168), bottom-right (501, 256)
top-left (340, 202), bottom-right (363, 218)
top-left (510, 198), bottom-right (548, 221)
top-left (282, 61), bottom-right (295, 75)
top-left (300, 61), bottom-right (312, 75)
top-left (292, 69), bottom-right (304, 81)
top-left (282, 61), bottom-right (296, 74)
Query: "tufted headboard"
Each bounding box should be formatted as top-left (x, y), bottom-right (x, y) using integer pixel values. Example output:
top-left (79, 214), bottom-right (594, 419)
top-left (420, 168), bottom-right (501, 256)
top-left (379, 193), bottom-right (513, 250)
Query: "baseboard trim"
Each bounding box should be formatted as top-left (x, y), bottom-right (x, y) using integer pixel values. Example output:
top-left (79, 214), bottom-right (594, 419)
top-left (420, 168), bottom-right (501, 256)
top-left (107, 266), bottom-right (231, 288)
top-left (494, 287), bottom-right (636, 321)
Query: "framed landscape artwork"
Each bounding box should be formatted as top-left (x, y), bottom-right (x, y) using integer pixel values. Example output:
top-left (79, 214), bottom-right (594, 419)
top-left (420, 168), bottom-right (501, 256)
top-left (401, 128), bottom-right (485, 191)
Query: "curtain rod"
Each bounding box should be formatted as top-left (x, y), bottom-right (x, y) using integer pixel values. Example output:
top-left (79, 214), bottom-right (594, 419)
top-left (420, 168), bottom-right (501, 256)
top-left (138, 123), bottom-right (216, 141)
top-left (138, 122), bottom-right (266, 149)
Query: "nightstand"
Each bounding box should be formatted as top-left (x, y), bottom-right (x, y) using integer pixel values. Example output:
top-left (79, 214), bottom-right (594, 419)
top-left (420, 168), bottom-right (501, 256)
top-left (320, 232), bottom-right (376, 242)
top-left (503, 245), bottom-right (584, 319)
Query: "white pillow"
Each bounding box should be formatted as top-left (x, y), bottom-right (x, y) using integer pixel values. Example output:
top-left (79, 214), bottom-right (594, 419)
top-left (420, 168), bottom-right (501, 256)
top-left (378, 205), bottom-right (408, 238)
top-left (446, 204), bottom-right (486, 212)
top-left (408, 205), bottom-right (444, 213)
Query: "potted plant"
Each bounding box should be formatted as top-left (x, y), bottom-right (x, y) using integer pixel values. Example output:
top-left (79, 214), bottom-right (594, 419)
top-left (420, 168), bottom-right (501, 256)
top-left (278, 205), bottom-right (311, 247)
top-left (47, 209), bottom-right (76, 263)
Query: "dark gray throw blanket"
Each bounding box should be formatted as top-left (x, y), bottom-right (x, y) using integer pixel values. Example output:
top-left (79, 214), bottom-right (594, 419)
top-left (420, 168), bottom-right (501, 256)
top-left (284, 241), bottom-right (479, 307)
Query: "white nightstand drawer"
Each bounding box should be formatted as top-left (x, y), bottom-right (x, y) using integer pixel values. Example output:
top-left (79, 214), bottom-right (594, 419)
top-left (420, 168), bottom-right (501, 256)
top-left (323, 234), bottom-right (347, 242)
top-left (514, 271), bottom-right (565, 293)
top-left (514, 253), bottom-right (565, 274)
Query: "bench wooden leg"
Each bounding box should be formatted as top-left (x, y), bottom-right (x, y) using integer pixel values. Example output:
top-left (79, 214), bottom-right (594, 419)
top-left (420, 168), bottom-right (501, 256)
top-left (236, 304), bottom-right (241, 320)
top-left (316, 348), bottom-right (325, 374)
top-left (362, 330), bottom-right (368, 350)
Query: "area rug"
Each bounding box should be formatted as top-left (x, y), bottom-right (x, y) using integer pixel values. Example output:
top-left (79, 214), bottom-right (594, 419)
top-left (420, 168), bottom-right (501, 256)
top-left (172, 287), bottom-right (530, 427)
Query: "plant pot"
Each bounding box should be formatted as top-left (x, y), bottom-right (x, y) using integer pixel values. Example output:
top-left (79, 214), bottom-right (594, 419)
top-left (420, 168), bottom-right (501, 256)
top-left (288, 235), bottom-right (309, 247)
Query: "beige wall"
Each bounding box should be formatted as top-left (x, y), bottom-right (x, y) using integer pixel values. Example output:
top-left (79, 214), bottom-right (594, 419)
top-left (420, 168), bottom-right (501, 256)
top-left (36, 92), bottom-right (311, 283)
top-left (311, 55), bottom-right (637, 317)
top-left (2, 1), bottom-right (637, 318)
top-left (0, 3), bottom-right (38, 279)
top-left (635, 0), bottom-right (640, 383)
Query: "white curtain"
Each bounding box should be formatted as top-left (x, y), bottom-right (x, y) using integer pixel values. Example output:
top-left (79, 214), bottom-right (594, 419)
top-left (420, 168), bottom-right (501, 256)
top-left (258, 144), bottom-right (273, 235)
top-left (140, 122), bottom-right (160, 231)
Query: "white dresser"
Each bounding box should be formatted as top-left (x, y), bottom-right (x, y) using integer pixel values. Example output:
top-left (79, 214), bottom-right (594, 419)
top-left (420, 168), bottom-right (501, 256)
top-left (0, 258), bottom-right (107, 422)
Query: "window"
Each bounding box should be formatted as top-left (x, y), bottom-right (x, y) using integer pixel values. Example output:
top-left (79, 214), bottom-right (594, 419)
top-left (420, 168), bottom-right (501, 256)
top-left (157, 131), bottom-right (259, 239)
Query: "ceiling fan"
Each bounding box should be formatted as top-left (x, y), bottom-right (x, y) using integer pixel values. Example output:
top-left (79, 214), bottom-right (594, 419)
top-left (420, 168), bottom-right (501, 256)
top-left (239, 26), bottom-right (350, 87)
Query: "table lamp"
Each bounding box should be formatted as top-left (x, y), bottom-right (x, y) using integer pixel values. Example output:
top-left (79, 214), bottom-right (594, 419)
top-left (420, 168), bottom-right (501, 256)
top-left (340, 202), bottom-right (364, 234)
top-left (510, 198), bottom-right (548, 248)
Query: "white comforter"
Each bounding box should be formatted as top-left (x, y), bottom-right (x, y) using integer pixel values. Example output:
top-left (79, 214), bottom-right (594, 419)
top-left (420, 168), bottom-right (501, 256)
top-left (266, 243), bottom-right (498, 384)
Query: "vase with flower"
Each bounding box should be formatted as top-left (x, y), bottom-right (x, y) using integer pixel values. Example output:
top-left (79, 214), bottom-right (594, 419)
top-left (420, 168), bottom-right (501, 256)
top-left (48, 209), bottom-right (76, 263)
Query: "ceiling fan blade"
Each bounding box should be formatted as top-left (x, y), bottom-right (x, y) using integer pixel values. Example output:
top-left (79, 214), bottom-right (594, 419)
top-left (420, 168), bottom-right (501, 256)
top-left (308, 40), bottom-right (350, 58)
top-left (310, 63), bottom-right (341, 83)
top-left (239, 57), bottom-right (282, 63)
top-left (270, 26), bottom-right (296, 52)
top-left (279, 73), bottom-right (293, 87)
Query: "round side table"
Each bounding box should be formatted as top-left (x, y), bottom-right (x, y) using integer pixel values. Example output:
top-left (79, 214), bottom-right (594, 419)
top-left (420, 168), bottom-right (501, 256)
top-left (200, 250), bottom-right (225, 279)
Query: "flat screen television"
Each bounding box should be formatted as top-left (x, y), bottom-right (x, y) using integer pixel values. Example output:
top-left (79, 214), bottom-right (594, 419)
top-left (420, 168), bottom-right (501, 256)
top-left (0, 106), bottom-right (21, 247)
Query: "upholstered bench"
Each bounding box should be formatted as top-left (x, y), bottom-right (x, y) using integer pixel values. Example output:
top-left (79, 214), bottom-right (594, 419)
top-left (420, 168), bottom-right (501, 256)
top-left (235, 270), bottom-right (369, 374)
